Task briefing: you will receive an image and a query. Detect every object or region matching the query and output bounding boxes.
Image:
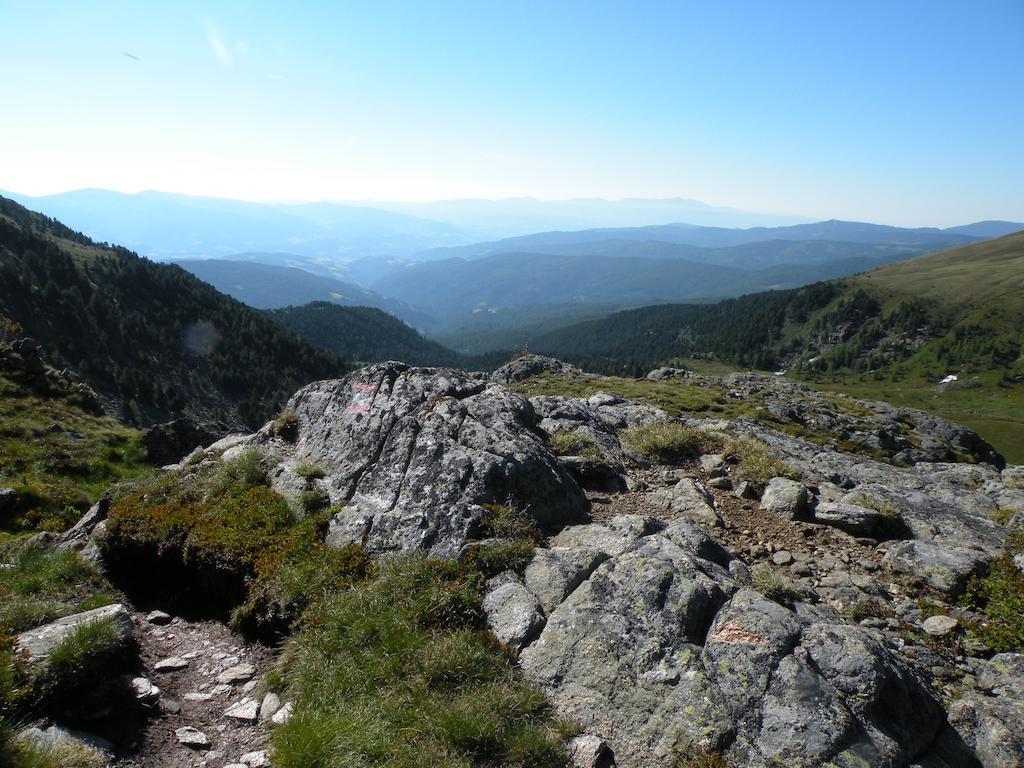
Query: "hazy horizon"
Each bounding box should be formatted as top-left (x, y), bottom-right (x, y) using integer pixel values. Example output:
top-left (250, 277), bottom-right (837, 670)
top-left (2, 1), bottom-right (1023, 227)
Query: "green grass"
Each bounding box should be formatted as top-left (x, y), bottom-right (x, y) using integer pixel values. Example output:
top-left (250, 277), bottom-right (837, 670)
top-left (813, 372), bottom-right (1024, 465)
top-left (723, 437), bottom-right (798, 485)
top-left (620, 422), bottom-right (712, 463)
top-left (546, 431), bottom-right (601, 459)
top-left (961, 533), bottom-right (1024, 653)
top-left (0, 372), bottom-right (151, 532)
top-left (271, 556), bottom-right (568, 768)
top-left (2, 733), bottom-right (106, 768)
top-left (0, 541), bottom-right (115, 633)
top-left (751, 567), bottom-right (808, 608)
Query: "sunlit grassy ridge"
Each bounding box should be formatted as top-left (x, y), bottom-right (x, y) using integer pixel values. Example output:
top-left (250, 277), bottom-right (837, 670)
top-left (0, 369), bottom-right (150, 533)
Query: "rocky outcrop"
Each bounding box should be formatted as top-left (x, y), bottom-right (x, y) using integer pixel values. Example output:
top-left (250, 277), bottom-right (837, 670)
top-left (233, 363), bottom-right (589, 558)
top-left (491, 354), bottom-right (582, 384)
top-left (696, 417), bottom-right (1012, 595)
top-left (0, 338), bottom-right (102, 413)
top-left (509, 516), bottom-right (956, 768)
top-left (948, 654), bottom-right (1024, 767)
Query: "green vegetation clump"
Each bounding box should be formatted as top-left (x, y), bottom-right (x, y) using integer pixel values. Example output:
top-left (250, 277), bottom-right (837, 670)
top-left (295, 463), bottom-right (326, 481)
top-left (0, 369), bottom-right (150, 533)
top-left (751, 567), bottom-right (807, 608)
top-left (621, 422), bottom-right (712, 463)
top-left (36, 618), bottom-right (125, 697)
top-left (724, 437), bottom-right (797, 485)
top-left (847, 597), bottom-right (893, 623)
top-left (299, 487), bottom-right (331, 516)
top-left (990, 508), bottom-right (1018, 526)
top-left (962, 545), bottom-right (1024, 653)
top-left (0, 542), bottom-right (114, 633)
top-left (271, 556), bottom-right (568, 768)
top-left (463, 504), bottom-right (544, 577)
top-left (547, 430), bottom-right (601, 459)
top-left (2, 733), bottom-right (105, 768)
top-left (671, 745), bottom-right (734, 768)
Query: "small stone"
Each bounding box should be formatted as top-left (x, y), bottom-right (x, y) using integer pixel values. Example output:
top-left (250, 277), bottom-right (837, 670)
top-left (241, 750), bottom-right (271, 767)
top-left (129, 676), bottom-right (160, 704)
top-left (568, 733), bottom-right (614, 768)
top-left (153, 656), bottom-right (189, 672)
top-left (922, 615), bottom-right (959, 637)
top-left (159, 697), bottom-right (181, 715)
top-left (184, 692), bottom-right (214, 702)
top-left (174, 726), bottom-right (209, 749)
top-left (259, 692), bottom-right (281, 723)
top-left (212, 683), bottom-right (233, 695)
top-left (224, 698), bottom-right (260, 723)
top-left (734, 481), bottom-right (760, 500)
top-left (146, 610), bottom-right (172, 625)
top-left (216, 663), bottom-right (256, 685)
top-left (271, 701), bottom-right (294, 725)
top-left (707, 476), bottom-right (732, 491)
top-left (772, 550), bottom-right (794, 566)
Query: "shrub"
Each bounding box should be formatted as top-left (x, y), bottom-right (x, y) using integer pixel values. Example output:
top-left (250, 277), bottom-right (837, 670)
top-left (205, 449), bottom-right (267, 498)
top-left (621, 422), bottom-right (708, 463)
top-left (991, 508), bottom-right (1017, 526)
top-left (294, 463), bottom-right (325, 481)
top-left (40, 618), bottom-right (124, 690)
top-left (724, 438), bottom-right (797, 485)
top-left (271, 410), bottom-right (300, 441)
top-left (547, 431), bottom-right (601, 459)
top-left (847, 597), bottom-right (893, 623)
top-left (671, 745), bottom-right (734, 768)
top-left (271, 556), bottom-right (568, 768)
top-left (751, 567), bottom-right (807, 608)
top-left (962, 553), bottom-right (1024, 652)
top-left (299, 487), bottom-right (331, 516)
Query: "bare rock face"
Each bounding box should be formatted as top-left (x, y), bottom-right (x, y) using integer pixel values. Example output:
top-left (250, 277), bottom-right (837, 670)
top-left (516, 517), bottom-right (957, 768)
top-left (490, 354), bottom-right (582, 384)
top-left (252, 362), bottom-right (589, 558)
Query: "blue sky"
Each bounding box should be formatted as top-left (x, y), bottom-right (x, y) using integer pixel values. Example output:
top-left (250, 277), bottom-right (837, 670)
top-left (1, 0), bottom-right (1022, 225)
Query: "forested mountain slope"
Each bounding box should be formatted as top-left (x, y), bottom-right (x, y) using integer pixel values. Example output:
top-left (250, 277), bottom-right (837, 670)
top-left (266, 302), bottom-right (463, 367)
top-left (0, 196), bottom-right (347, 427)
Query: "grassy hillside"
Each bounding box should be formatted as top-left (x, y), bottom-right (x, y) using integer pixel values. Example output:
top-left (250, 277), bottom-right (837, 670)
top-left (0, 196), bottom-right (348, 428)
top-left (267, 302), bottom-right (463, 367)
top-left (525, 232), bottom-right (1024, 461)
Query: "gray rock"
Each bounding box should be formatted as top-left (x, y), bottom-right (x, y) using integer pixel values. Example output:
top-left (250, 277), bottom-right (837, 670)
top-left (259, 691), bottom-right (281, 723)
top-left (153, 655), bottom-right (190, 672)
top-left (707, 476), bottom-right (732, 491)
top-left (483, 581), bottom-right (545, 649)
top-left (15, 603), bottom-right (133, 666)
top-left (569, 733), bottom-right (615, 767)
top-left (216, 662), bottom-right (256, 685)
top-left (175, 725), bottom-right (210, 748)
top-left (491, 354), bottom-right (581, 384)
top-left (734, 480), bottom-right (760, 500)
top-left (760, 478), bottom-right (811, 521)
top-left (922, 615), bottom-right (959, 636)
top-left (646, 367), bottom-right (689, 381)
top-left (949, 654), bottom-right (1024, 767)
top-left (645, 479), bottom-right (722, 528)
top-left (549, 514), bottom-right (661, 557)
top-left (146, 609), bottom-right (172, 625)
top-left (272, 701), bottom-right (294, 724)
top-left (519, 521), bottom-right (950, 767)
top-left (224, 697), bottom-right (260, 722)
top-left (129, 675), bottom-right (161, 705)
top-left (16, 725), bottom-right (113, 761)
top-left (813, 501), bottom-right (886, 537)
top-left (524, 547), bottom-right (609, 614)
top-left (251, 363), bottom-right (588, 559)
top-left (884, 540), bottom-right (988, 596)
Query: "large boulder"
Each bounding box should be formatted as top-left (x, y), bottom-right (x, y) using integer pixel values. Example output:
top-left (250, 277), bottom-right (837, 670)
top-left (252, 363), bottom-right (589, 558)
top-left (517, 519), bottom-right (955, 768)
top-left (491, 354), bottom-right (581, 384)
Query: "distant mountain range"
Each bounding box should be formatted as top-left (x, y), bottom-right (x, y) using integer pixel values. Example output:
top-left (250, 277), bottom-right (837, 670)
top-left (177, 259), bottom-right (430, 327)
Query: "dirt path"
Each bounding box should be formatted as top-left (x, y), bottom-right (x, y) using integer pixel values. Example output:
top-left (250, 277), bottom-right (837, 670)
top-left (115, 611), bottom-right (277, 768)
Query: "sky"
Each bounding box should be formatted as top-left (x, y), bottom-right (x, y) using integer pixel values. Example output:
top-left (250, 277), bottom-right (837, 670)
top-left (0, 0), bottom-right (1022, 226)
